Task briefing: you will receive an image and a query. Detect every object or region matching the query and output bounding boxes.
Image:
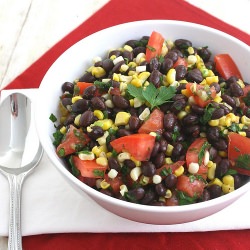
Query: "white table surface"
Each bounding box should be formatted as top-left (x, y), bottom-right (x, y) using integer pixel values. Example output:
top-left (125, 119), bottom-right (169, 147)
top-left (0, 0), bottom-right (250, 248)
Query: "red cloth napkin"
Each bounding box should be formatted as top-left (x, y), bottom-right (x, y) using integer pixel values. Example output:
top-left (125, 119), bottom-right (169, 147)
top-left (4, 0), bottom-right (249, 249)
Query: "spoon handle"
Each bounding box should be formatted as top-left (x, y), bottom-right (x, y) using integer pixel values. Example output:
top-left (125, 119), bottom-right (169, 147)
top-left (7, 173), bottom-right (25, 250)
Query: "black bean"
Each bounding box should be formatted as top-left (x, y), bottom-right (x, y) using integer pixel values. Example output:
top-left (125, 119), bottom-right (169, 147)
top-left (83, 85), bottom-right (97, 99)
top-left (79, 110), bottom-right (94, 127)
top-left (117, 128), bottom-right (132, 137)
top-left (140, 188), bottom-right (156, 205)
top-left (234, 175), bottom-right (242, 189)
top-left (79, 72), bottom-right (95, 83)
top-left (171, 143), bottom-right (184, 160)
top-left (155, 183), bottom-right (167, 196)
top-left (165, 51), bottom-right (178, 63)
top-left (215, 159), bottom-right (230, 178)
top-left (133, 46), bottom-right (146, 56)
top-left (108, 157), bottom-right (121, 172)
top-left (150, 201), bottom-right (165, 206)
top-left (124, 159), bottom-right (136, 169)
top-left (152, 152), bottom-right (165, 168)
top-left (175, 65), bottom-right (187, 80)
top-left (182, 114), bottom-right (199, 126)
top-left (197, 47), bottom-right (211, 62)
top-left (191, 104), bottom-right (205, 115)
top-left (150, 141), bottom-right (160, 158)
top-left (209, 146), bottom-right (218, 160)
top-left (201, 189), bottom-right (210, 202)
top-left (88, 126), bottom-right (104, 140)
top-left (186, 68), bottom-right (203, 83)
top-left (100, 189), bottom-right (113, 197)
top-left (159, 139), bottom-right (168, 152)
top-left (62, 81), bottom-right (74, 94)
top-left (122, 50), bottom-right (134, 62)
top-left (129, 116), bottom-right (140, 131)
top-left (219, 103), bottom-right (230, 115)
top-left (230, 82), bottom-right (244, 97)
top-left (148, 69), bottom-right (162, 88)
top-left (207, 185), bottom-right (222, 199)
top-left (125, 39), bottom-right (139, 48)
top-left (126, 187), bottom-right (145, 202)
top-left (102, 58), bottom-right (114, 72)
top-left (71, 99), bottom-right (89, 114)
top-left (163, 131), bottom-right (173, 142)
top-left (63, 114), bottom-right (76, 126)
top-left (183, 125), bottom-right (200, 137)
top-left (91, 96), bottom-right (106, 110)
top-left (149, 57), bottom-right (161, 71)
top-left (108, 50), bottom-right (122, 58)
top-left (141, 162), bottom-right (156, 177)
top-left (221, 94), bottom-right (236, 108)
top-left (174, 39), bottom-right (192, 50)
top-left (61, 97), bottom-right (72, 108)
top-left (213, 138), bottom-right (228, 151)
top-left (170, 99), bottom-right (186, 114)
top-left (112, 61), bottom-right (125, 74)
top-left (160, 58), bottom-right (173, 74)
top-left (164, 113), bottom-right (177, 131)
top-left (164, 174), bottom-right (177, 189)
top-left (112, 95), bottom-right (130, 109)
top-left (210, 82), bottom-right (221, 93)
top-left (211, 108), bottom-right (224, 119)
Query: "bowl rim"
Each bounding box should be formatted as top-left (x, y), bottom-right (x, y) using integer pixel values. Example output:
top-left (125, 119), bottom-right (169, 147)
top-left (36, 19), bottom-right (250, 214)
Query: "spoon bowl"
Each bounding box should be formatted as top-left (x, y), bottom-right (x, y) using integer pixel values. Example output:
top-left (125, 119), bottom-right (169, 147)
top-left (0, 93), bottom-right (43, 250)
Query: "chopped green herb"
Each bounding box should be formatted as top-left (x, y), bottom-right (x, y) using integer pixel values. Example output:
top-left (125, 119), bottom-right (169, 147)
top-left (49, 113), bottom-right (57, 123)
top-left (200, 103), bottom-right (216, 124)
top-left (228, 123), bottom-right (241, 133)
top-left (58, 148), bottom-right (65, 157)
top-left (243, 91), bottom-right (250, 106)
top-left (177, 191), bottom-right (197, 205)
top-left (225, 169), bottom-right (238, 175)
top-left (94, 80), bottom-right (112, 91)
top-left (235, 154), bottom-right (250, 170)
top-left (160, 167), bottom-right (172, 176)
top-left (93, 169), bottom-right (104, 178)
top-left (198, 141), bottom-right (210, 165)
top-left (52, 130), bottom-right (64, 146)
top-left (127, 83), bottom-right (176, 110)
top-left (69, 156), bottom-right (80, 177)
top-left (146, 45), bottom-right (156, 52)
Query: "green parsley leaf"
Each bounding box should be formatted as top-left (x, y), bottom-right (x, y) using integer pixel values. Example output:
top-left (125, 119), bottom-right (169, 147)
top-left (177, 191), bottom-right (197, 205)
top-left (235, 154), bottom-right (250, 170)
top-left (49, 113), bottom-right (57, 123)
top-left (68, 156), bottom-right (80, 177)
top-left (200, 103), bottom-right (216, 124)
top-left (94, 80), bottom-right (112, 91)
top-left (93, 169), bottom-right (105, 178)
top-left (198, 141), bottom-right (211, 165)
top-left (52, 130), bottom-right (64, 146)
top-left (127, 83), bottom-right (176, 110)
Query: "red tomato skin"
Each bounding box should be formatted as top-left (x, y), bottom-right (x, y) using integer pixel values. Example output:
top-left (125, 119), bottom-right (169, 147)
top-left (76, 82), bottom-right (94, 95)
top-left (104, 175), bottom-right (123, 195)
top-left (228, 132), bottom-right (250, 175)
top-left (138, 109), bottom-right (164, 134)
top-left (214, 54), bottom-right (243, 80)
top-left (72, 156), bottom-right (107, 178)
top-left (173, 57), bottom-right (188, 68)
top-left (56, 125), bottom-right (90, 157)
top-left (176, 175), bottom-right (205, 198)
top-left (186, 137), bottom-right (208, 179)
top-left (110, 134), bottom-right (155, 161)
top-left (145, 31), bottom-right (165, 62)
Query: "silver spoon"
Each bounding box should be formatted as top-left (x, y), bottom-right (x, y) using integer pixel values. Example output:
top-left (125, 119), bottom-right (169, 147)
top-left (0, 93), bottom-right (43, 250)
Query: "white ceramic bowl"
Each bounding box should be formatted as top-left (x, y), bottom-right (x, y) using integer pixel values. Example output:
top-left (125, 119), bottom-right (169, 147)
top-left (36, 20), bottom-right (250, 225)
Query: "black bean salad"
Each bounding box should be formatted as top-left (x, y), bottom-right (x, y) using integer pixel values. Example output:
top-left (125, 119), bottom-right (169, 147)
top-left (50, 31), bottom-right (250, 206)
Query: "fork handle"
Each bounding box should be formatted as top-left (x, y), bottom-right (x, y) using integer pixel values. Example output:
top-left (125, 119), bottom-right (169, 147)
top-left (7, 174), bottom-right (25, 250)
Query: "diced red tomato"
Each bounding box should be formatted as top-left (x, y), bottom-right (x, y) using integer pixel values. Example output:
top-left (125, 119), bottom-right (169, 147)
top-left (138, 108), bottom-right (164, 134)
top-left (228, 132), bottom-right (250, 176)
top-left (176, 175), bottom-right (206, 198)
top-left (56, 125), bottom-right (90, 157)
top-left (185, 82), bottom-right (216, 108)
top-left (214, 54), bottom-right (243, 80)
top-left (156, 161), bottom-right (185, 176)
top-left (76, 82), bottom-right (94, 95)
top-left (110, 134), bottom-right (155, 161)
top-left (186, 137), bottom-right (209, 179)
top-left (173, 56), bottom-right (188, 68)
top-left (104, 175), bottom-right (123, 194)
top-left (145, 31), bottom-right (165, 62)
top-left (72, 156), bottom-right (107, 178)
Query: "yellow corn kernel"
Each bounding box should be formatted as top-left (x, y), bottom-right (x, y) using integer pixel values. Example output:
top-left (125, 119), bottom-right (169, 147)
top-left (161, 43), bottom-right (168, 56)
top-left (128, 70), bottom-right (136, 76)
top-left (96, 131), bottom-right (109, 146)
top-left (165, 157), bottom-right (173, 164)
top-left (110, 54), bottom-right (116, 60)
top-left (96, 157), bottom-right (108, 167)
top-left (218, 151), bottom-right (227, 158)
top-left (112, 73), bottom-right (120, 82)
top-left (129, 99), bottom-right (134, 107)
top-left (130, 166), bottom-right (142, 181)
top-left (184, 105), bottom-right (191, 113)
top-left (123, 44), bottom-right (133, 52)
top-left (207, 160), bottom-right (214, 168)
top-left (177, 110), bottom-right (187, 120)
top-left (166, 68), bottom-right (176, 85)
top-left (187, 47), bottom-right (195, 55)
top-left (72, 96), bottom-right (82, 103)
top-left (238, 131), bottom-right (246, 137)
top-left (138, 71), bottom-right (150, 82)
top-left (78, 152), bottom-right (95, 161)
top-left (181, 88), bottom-right (192, 97)
top-left (208, 178), bottom-right (223, 187)
top-left (106, 152), bottom-right (112, 158)
top-left (213, 95), bottom-right (222, 103)
top-left (207, 162), bottom-right (216, 180)
top-left (174, 166), bottom-right (184, 177)
top-left (59, 126), bottom-right (67, 134)
top-left (199, 79), bottom-right (207, 86)
top-left (140, 175), bottom-right (150, 186)
top-left (115, 111), bottom-right (131, 126)
top-left (131, 77), bottom-right (142, 87)
top-left (188, 55), bottom-right (197, 65)
top-left (92, 66), bottom-right (106, 78)
top-left (222, 184), bottom-right (234, 194)
top-left (100, 179), bottom-right (110, 189)
top-left (166, 144), bottom-right (174, 156)
top-left (223, 175), bottom-right (234, 186)
top-left (165, 189), bottom-right (172, 199)
top-left (207, 70), bottom-right (215, 77)
top-left (208, 119), bottom-right (220, 126)
top-left (120, 184), bottom-right (128, 196)
top-left (206, 75), bottom-right (219, 85)
top-left (86, 65), bottom-right (94, 73)
top-left (94, 110), bottom-right (104, 120)
top-left (241, 115), bottom-right (250, 126)
top-left (129, 157), bottom-right (141, 167)
top-left (128, 61), bottom-right (137, 68)
top-left (92, 145), bottom-right (108, 157)
top-left (95, 119), bottom-right (113, 130)
top-left (237, 79), bottom-right (245, 88)
top-left (74, 114), bottom-right (81, 126)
